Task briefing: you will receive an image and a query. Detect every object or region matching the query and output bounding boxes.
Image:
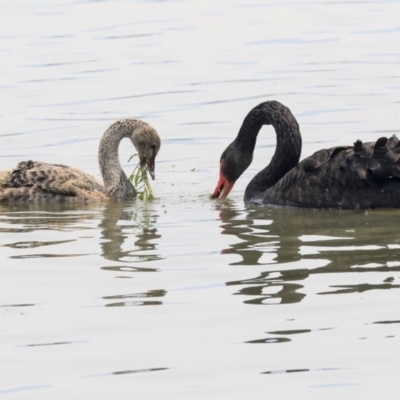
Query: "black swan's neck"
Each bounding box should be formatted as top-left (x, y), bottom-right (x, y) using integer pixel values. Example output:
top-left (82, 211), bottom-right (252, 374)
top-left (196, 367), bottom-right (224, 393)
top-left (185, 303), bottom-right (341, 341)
top-left (238, 101), bottom-right (302, 201)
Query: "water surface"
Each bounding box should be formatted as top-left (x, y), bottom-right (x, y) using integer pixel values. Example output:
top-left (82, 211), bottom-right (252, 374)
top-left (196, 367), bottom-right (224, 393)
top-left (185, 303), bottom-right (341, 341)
top-left (1, 1), bottom-right (400, 399)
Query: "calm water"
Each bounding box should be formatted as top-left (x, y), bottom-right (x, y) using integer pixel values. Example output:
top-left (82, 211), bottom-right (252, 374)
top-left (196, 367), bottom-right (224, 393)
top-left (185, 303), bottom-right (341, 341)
top-left (1, 1), bottom-right (400, 399)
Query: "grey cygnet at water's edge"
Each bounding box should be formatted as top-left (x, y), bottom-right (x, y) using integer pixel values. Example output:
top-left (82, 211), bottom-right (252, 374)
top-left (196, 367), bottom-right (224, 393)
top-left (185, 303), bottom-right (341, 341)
top-left (0, 119), bottom-right (161, 202)
top-left (211, 100), bottom-right (400, 209)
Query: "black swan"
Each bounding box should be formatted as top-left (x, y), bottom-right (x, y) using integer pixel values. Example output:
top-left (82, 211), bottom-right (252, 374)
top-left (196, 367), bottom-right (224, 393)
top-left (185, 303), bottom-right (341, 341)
top-left (0, 119), bottom-right (161, 202)
top-left (211, 100), bottom-right (400, 209)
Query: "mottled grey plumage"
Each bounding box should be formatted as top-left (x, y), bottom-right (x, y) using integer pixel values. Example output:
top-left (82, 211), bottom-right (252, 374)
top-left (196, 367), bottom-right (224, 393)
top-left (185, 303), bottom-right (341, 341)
top-left (212, 100), bottom-right (400, 209)
top-left (0, 119), bottom-right (161, 202)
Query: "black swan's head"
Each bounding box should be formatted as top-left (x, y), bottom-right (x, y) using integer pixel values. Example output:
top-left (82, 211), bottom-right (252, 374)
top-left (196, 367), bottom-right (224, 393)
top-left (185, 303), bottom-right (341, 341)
top-left (211, 141), bottom-right (252, 199)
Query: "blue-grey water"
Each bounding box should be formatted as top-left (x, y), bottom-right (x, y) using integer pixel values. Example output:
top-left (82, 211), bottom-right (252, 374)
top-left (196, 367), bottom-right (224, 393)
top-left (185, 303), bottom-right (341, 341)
top-left (1, 1), bottom-right (400, 399)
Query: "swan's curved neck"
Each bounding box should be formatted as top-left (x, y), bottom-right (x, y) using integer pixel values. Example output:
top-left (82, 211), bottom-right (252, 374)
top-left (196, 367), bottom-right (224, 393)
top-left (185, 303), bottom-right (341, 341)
top-left (98, 120), bottom-right (137, 199)
top-left (241, 101), bottom-right (302, 201)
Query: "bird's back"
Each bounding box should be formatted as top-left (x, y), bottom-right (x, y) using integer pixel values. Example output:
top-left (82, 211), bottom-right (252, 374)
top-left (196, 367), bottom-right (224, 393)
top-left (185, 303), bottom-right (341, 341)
top-left (0, 161), bottom-right (107, 202)
top-left (254, 136), bottom-right (400, 209)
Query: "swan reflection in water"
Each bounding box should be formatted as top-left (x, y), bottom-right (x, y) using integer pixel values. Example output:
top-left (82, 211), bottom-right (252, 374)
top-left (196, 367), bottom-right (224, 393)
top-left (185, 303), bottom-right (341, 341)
top-left (98, 201), bottom-right (165, 307)
top-left (215, 202), bottom-right (400, 305)
top-left (0, 201), bottom-right (165, 306)
top-left (0, 202), bottom-right (161, 264)
top-left (99, 201), bottom-right (162, 266)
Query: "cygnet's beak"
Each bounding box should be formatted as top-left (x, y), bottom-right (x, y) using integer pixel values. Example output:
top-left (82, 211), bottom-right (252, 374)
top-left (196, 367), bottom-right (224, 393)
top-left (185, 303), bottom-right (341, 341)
top-left (141, 156), bottom-right (156, 180)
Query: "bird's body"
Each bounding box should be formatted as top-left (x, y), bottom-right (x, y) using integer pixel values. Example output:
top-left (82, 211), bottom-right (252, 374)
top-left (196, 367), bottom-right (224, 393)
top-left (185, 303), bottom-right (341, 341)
top-left (0, 119), bottom-right (160, 202)
top-left (212, 101), bottom-right (400, 209)
top-left (0, 161), bottom-right (108, 202)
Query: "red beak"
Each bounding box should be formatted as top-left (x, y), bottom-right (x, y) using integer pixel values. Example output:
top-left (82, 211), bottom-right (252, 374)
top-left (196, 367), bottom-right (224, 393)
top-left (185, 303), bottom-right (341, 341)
top-left (210, 161), bottom-right (234, 199)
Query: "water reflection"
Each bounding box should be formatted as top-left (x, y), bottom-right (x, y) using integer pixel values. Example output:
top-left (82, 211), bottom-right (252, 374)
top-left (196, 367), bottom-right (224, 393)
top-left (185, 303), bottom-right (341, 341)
top-left (4, 240), bottom-right (74, 249)
top-left (0, 200), bottom-right (162, 268)
top-left (99, 201), bottom-right (162, 275)
top-left (99, 201), bottom-right (161, 262)
top-left (0, 201), bottom-right (165, 314)
top-left (103, 289), bottom-right (167, 307)
top-left (216, 203), bottom-right (400, 305)
top-left (0, 203), bottom-right (100, 233)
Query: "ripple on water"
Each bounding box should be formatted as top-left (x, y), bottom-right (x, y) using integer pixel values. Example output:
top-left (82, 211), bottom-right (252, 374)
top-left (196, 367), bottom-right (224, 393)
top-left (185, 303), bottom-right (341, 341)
top-left (0, 386), bottom-right (52, 395)
top-left (262, 367), bottom-right (349, 375)
top-left (16, 340), bottom-right (88, 348)
top-left (2, 240), bottom-right (74, 249)
top-left (103, 289), bottom-right (166, 307)
top-left (82, 367), bottom-right (169, 378)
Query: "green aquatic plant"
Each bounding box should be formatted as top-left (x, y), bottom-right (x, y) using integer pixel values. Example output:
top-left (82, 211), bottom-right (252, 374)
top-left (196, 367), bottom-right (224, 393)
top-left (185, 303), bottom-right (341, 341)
top-left (128, 154), bottom-right (156, 201)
